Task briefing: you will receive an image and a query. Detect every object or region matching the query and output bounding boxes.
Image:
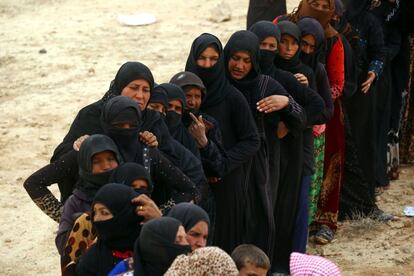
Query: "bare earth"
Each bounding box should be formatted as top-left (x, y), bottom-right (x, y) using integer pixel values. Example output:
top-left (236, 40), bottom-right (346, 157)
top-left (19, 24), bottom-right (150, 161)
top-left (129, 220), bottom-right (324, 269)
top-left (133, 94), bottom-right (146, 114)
top-left (0, 0), bottom-right (413, 275)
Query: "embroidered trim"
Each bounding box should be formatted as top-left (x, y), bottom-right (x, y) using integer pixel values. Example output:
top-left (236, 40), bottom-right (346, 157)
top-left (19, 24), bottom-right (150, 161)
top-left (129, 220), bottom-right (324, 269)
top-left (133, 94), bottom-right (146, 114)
top-left (369, 60), bottom-right (384, 78)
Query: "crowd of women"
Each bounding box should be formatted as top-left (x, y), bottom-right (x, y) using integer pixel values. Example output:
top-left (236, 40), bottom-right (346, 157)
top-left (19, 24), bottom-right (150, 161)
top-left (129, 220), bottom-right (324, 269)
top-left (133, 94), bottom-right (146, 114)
top-left (23, 0), bottom-right (414, 275)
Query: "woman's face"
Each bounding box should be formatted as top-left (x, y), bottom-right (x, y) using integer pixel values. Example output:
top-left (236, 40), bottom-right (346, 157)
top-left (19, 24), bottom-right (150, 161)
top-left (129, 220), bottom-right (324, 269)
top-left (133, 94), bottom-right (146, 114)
top-left (175, 225), bottom-right (189, 245)
top-left (278, 34), bottom-right (299, 60)
top-left (260, 36), bottom-right (278, 51)
top-left (91, 150), bottom-right (118, 174)
top-left (227, 51), bottom-right (252, 80)
top-left (184, 86), bottom-right (203, 110)
top-left (121, 79), bottom-right (151, 111)
top-left (197, 47), bottom-right (219, 68)
top-left (301, 34), bottom-right (316, 54)
top-left (186, 221), bottom-right (208, 251)
top-left (93, 203), bottom-right (113, 221)
top-left (309, 0), bottom-right (330, 11)
top-left (147, 102), bottom-right (166, 115)
top-left (168, 99), bottom-right (183, 115)
top-left (131, 179), bottom-right (149, 190)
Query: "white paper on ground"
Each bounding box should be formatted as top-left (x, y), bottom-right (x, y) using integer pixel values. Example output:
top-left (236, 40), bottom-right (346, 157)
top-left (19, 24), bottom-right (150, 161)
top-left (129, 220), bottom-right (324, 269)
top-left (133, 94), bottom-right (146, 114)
top-left (117, 13), bottom-right (157, 26)
top-left (403, 206), bottom-right (414, 217)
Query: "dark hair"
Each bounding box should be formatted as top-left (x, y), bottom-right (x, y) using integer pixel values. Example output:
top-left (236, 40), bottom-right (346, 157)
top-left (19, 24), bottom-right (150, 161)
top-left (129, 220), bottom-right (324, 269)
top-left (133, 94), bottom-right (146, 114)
top-left (231, 244), bottom-right (270, 270)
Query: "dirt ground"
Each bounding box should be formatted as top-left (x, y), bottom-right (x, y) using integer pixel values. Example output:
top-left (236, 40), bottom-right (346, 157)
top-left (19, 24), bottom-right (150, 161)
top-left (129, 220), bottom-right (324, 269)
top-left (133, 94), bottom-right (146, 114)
top-left (0, 0), bottom-right (413, 275)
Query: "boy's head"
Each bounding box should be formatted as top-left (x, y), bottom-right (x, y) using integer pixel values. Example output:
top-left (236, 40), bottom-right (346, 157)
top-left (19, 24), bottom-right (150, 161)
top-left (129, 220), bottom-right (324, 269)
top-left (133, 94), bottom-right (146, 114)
top-left (231, 244), bottom-right (270, 276)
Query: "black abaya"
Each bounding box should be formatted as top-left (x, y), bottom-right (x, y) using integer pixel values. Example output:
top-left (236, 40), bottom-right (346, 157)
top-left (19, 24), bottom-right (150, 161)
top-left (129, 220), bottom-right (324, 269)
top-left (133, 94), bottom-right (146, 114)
top-left (185, 33), bottom-right (260, 253)
top-left (224, 30), bottom-right (305, 263)
top-left (247, 0), bottom-right (287, 29)
top-left (340, 1), bottom-right (386, 218)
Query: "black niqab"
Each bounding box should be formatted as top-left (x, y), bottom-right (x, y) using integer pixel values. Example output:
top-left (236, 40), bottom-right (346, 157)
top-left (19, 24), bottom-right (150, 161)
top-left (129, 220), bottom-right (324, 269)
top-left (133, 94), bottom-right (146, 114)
top-left (134, 217), bottom-right (191, 276)
top-left (167, 202), bottom-right (210, 232)
top-left (92, 183), bottom-right (140, 250)
top-left (101, 96), bottom-right (143, 163)
top-left (185, 33), bottom-right (230, 109)
top-left (109, 162), bottom-right (153, 194)
top-left (76, 184), bottom-right (140, 276)
top-left (249, 21), bottom-right (281, 76)
top-left (77, 134), bottom-right (121, 199)
top-left (157, 83), bottom-right (200, 159)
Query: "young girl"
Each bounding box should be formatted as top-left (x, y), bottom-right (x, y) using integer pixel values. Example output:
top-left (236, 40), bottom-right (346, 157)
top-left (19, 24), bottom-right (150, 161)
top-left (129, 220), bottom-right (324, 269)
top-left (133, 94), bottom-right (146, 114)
top-left (134, 217), bottom-right (191, 276)
top-left (55, 134), bottom-right (121, 255)
top-left (75, 184), bottom-right (141, 275)
top-left (185, 33), bottom-right (260, 253)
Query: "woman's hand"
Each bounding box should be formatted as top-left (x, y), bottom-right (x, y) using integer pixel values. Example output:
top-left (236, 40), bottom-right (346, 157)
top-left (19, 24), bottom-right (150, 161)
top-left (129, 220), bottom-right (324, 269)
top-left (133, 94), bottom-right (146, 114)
top-left (257, 95), bottom-right (289, 113)
top-left (139, 131), bottom-right (158, 148)
top-left (73, 135), bottom-right (90, 151)
top-left (131, 194), bottom-right (162, 223)
top-left (361, 71), bottom-right (376, 94)
top-left (188, 113), bottom-right (208, 148)
top-left (294, 73), bottom-right (309, 87)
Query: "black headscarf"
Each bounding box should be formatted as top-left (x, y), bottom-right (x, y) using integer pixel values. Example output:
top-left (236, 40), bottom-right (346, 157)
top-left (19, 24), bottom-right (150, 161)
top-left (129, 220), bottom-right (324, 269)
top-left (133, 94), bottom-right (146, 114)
top-left (149, 85), bottom-right (169, 109)
top-left (167, 202), bottom-right (210, 232)
top-left (101, 62), bottom-right (155, 103)
top-left (101, 96), bottom-right (143, 163)
top-left (274, 21), bottom-right (304, 73)
top-left (109, 162), bottom-right (153, 195)
top-left (185, 33), bottom-right (230, 109)
top-left (249, 21), bottom-right (281, 77)
top-left (92, 183), bottom-right (140, 250)
top-left (155, 83), bottom-right (199, 157)
top-left (224, 30), bottom-right (261, 80)
top-left (223, 30), bottom-right (263, 113)
top-left (134, 217), bottom-right (191, 276)
top-left (249, 21), bottom-right (281, 76)
top-left (77, 134), bottom-right (121, 199)
top-left (80, 183), bottom-right (140, 275)
top-left (297, 17), bottom-right (325, 70)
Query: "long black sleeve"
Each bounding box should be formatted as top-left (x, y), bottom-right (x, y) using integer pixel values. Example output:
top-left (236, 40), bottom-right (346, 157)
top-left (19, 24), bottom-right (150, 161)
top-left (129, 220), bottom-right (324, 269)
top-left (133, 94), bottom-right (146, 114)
top-left (265, 76), bottom-right (307, 132)
top-left (24, 150), bottom-right (78, 222)
top-left (221, 90), bottom-right (260, 174)
top-left (149, 148), bottom-right (197, 204)
top-left (312, 63), bottom-right (334, 124)
top-left (51, 101), bottom-right (103, 162)
top-left (273, 68), bottom-right (324, 126)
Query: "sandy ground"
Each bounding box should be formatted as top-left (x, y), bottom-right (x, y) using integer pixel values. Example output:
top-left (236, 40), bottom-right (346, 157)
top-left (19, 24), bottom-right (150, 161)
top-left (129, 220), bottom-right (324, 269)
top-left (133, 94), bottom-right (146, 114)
top-left (0, 0), bottom-right (413, 275)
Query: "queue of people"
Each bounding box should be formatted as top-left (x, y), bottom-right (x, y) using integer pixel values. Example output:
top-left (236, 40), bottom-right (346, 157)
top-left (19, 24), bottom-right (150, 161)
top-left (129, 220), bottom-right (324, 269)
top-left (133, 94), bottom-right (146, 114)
top-left (23, 0), bottom-right (414, 275)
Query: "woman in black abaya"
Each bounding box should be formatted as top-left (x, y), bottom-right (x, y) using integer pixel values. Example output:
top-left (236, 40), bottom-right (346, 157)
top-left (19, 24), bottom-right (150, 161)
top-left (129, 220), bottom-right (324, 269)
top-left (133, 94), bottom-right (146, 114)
top-left (185, 33), bottom-right (260, 254)
top-left (50, 62), bottom-right (205, 198)
top-left (223, 30), bottom-right (305, 263)
top-left (156, 83), bottom-right (201, 159)
top-left (339, 0), bottom-right (392, 220)
top-left (75, 184), bottom-right (141, 276)
top-left (100, 96), bottom-right (198, 209)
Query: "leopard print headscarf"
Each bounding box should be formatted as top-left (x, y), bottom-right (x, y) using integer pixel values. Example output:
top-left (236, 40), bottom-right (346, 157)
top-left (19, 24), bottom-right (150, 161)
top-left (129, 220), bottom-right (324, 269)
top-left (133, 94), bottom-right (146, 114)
top-left (164, 247), bottom-right (239, 276)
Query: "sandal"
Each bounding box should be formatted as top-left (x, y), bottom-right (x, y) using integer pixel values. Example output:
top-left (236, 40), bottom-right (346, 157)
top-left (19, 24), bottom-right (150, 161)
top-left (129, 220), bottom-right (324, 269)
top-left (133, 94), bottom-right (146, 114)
top-left (370, 209), bottom-right (396, 222)
top-left (313, 225), bottom-right (334, 245)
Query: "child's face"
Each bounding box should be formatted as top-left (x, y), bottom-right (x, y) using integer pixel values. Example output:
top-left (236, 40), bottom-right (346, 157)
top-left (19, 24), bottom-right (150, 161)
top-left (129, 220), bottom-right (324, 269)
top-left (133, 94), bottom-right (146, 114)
top-left (238, 263), bottom-right (268, 276)
top-left (91, 150), bottom-right (118, 174)
top-left (278, 34), bottom-right (299, 60)
top-left (131, 179), bottom-right (149, 190)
